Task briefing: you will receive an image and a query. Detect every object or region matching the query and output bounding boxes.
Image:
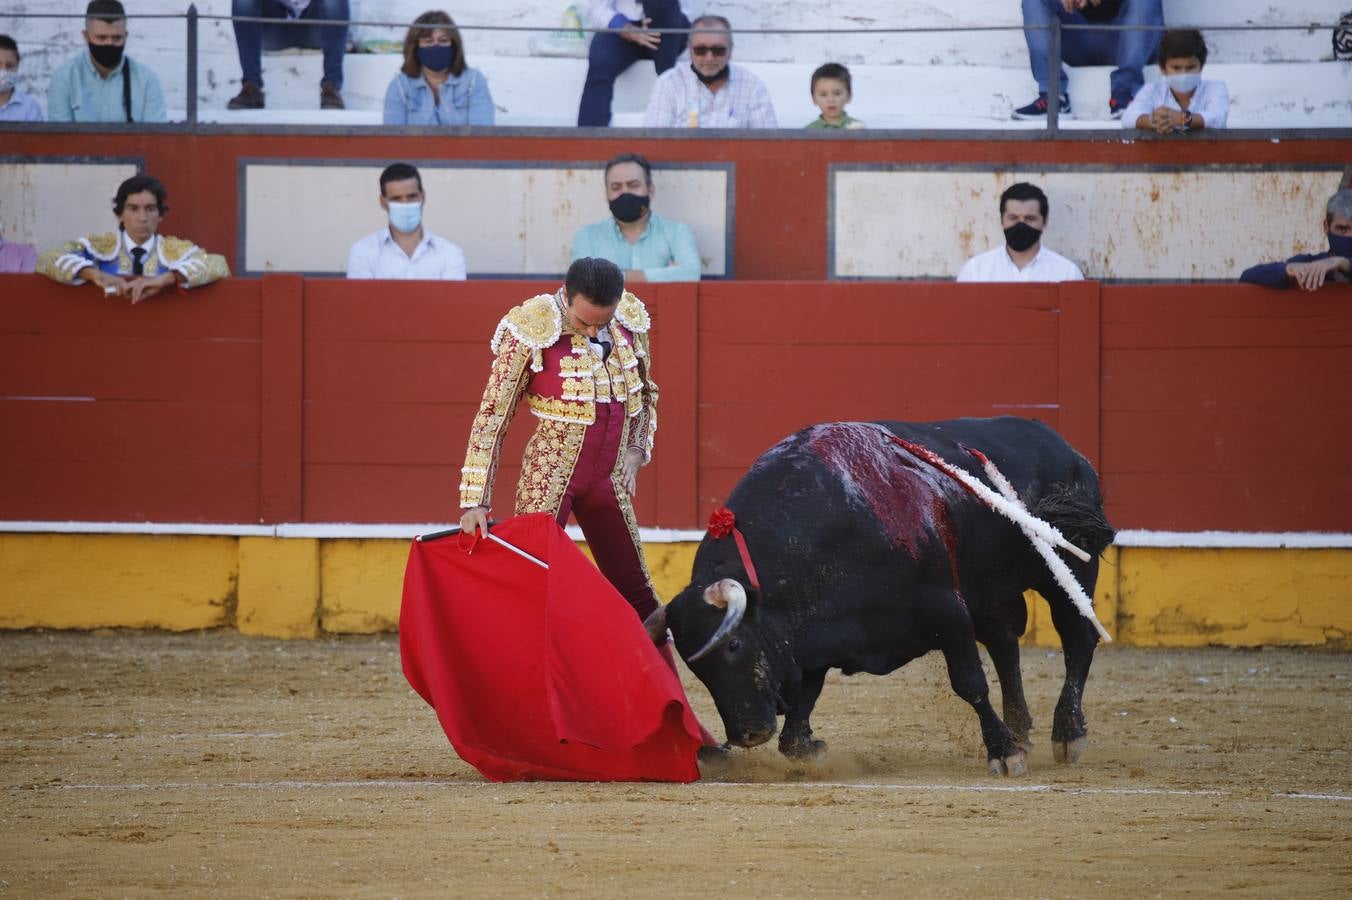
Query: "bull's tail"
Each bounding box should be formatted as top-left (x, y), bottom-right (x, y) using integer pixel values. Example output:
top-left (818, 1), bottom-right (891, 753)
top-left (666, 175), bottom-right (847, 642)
top-left (1031, 482), bottom-right (1116, 559)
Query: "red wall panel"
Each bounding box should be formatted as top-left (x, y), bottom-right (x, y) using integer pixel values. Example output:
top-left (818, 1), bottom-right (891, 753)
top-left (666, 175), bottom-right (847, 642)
top-left (4, 275), bottom-right (1351, 532)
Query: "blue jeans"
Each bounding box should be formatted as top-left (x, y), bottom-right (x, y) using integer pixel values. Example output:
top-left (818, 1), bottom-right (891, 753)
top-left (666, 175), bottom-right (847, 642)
top-left (1020, 0), bottom-right (1162, 102)
top-left (232, 0), bottom-right (349, 89)
top-left (577, 0), bottom-right (689, 126)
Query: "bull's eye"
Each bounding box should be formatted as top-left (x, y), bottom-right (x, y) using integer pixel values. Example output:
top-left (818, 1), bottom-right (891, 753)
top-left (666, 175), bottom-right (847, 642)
top-left (727, 637), bottom-right (742, 653)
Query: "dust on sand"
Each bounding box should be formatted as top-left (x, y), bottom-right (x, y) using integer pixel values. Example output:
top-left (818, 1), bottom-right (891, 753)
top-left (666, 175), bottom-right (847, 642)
top-left (1, 631), bottom-right (1349, 897)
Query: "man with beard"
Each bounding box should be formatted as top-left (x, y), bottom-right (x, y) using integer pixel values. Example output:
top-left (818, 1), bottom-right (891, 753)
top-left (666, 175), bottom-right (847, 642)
top-left (957, 182), bottom-right (1084, 283)
top-left (570, 153), bottom-right (701, 283)
top-left (47, 0), bottom-right (166, 123)
top-left (642, 14), bottom-right (776, 129)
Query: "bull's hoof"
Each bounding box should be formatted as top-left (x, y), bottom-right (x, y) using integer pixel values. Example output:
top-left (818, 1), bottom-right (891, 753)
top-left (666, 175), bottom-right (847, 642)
top-left (779, 737), bottom-right (828, 762)
top-left (697, 743), bottom-right (733, 771)
top-left (1052, 736), bottom-right (1088, 764)
top-left (987, 749), bottom-right (1028, 777)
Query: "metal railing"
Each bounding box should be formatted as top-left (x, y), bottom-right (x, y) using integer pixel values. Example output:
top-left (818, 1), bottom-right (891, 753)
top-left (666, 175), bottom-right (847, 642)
top-left (0, 6), bottom-right (1343, 136)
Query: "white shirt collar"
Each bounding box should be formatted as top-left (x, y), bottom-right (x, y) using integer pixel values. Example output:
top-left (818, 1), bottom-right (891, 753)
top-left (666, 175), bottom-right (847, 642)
top-left (122, 231), bottom-right (156, 255)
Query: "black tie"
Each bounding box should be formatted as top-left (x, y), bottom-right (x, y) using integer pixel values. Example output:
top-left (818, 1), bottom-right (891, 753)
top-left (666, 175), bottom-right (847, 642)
top-left (589, 336), bottom-right (611, 362)
top-left (130, 247), bottom-right (145, 276)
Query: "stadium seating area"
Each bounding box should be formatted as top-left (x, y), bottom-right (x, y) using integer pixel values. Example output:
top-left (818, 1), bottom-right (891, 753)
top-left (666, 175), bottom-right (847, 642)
top-left (2, 0), bottom-right (1348, 128)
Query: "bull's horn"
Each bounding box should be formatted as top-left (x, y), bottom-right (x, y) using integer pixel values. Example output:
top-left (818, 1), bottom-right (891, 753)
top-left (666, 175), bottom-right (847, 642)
top-left (642, 604), bottom-right (669, 645)
top-left (688, 579), bottom-right (747, 662)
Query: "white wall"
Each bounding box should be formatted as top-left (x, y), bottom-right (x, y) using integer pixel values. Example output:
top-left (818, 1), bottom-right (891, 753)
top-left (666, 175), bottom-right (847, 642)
top-left (832, 167), bottom-right (1345, 280)
top-left (242, 161), bottom-right (730, 276)
top-left (0, 161), bottom-right (141, 253)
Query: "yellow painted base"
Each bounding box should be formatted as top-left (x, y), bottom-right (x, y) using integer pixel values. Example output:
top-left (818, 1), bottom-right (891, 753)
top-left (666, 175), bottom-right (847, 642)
top-left (1, 534), bottom-right (1348, 648)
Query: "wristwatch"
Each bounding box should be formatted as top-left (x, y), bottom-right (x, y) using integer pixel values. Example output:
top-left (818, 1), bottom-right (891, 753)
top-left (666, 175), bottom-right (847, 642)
top-left (1182, 110), bottom-right (1194, 131)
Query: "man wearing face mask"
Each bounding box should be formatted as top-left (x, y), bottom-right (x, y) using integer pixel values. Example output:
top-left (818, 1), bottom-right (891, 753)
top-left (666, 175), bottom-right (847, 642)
top-left (643, 15), bottom-right (776, 129)
top-left (1240, 189), bottom-right (1352, 292)
top-left (346, 163), bottom-right (467, 280)
top-left (47, 0), bottom-right (167, 123)
top-left (1122, 30), bottom-right (1228, 134)
top-left (0, 35), bottom-right (44, 122)
top-left (957, 182), bottom-right (1084, 283)
top-left (569, 153), bottom-right (701, 283)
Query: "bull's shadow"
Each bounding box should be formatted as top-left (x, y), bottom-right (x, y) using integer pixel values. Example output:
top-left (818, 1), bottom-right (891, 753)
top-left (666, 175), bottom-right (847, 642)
top-left (645, 417), bottom-right (1115, 776)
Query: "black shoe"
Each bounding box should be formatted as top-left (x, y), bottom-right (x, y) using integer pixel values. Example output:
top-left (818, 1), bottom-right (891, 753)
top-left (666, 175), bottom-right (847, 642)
top-left (1012, 93), bottom-right (1070, 120)
top-left (227, 81), bottom-right (264, 110)
top-left (1109, 96), bottom-right (1130, 120)
top-left (320, 83), bottom-right (345, 110)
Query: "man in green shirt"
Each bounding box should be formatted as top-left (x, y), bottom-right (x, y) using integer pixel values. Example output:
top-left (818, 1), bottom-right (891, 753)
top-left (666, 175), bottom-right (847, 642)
top-left (47, 0), bottom-right (167, 124)
top-left (569, 153), bottom-right (702, 283)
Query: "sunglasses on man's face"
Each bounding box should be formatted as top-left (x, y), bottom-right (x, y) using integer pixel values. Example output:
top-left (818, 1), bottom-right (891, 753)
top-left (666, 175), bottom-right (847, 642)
top-left (690, 45), bottom-right (729, 58)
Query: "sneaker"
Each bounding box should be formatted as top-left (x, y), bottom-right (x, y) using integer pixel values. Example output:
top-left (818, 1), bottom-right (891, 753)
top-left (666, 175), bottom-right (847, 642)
top-left (226, 81), bottom-right (264, 110)
top-left (1012, 93), bottom-right (1070, 120)
top-left (320, 83), bottom-right (345, 110)
top-left (1108, 96), bottom-right (1129, 120)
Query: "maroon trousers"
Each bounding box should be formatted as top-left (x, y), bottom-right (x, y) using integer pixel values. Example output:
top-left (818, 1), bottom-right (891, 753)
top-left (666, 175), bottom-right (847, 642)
top-left (553, 402), bottom-right (719, 747)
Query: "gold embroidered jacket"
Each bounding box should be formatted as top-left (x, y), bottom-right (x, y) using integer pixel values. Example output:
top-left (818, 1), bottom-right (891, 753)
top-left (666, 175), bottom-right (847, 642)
top-left (36, 231), bottom-right (231, 289)
top-left (459, 290), bottom-right (657, 510)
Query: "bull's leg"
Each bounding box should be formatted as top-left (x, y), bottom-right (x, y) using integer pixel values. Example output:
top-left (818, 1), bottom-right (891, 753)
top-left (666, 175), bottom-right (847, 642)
top-left (1039, 558), bottom-right (1102, 764)
top-left (977, 618), bottom-right (1034, 752)
top-left (919, 591), bottom-right (1026, 776)
top-left (778, 667), bottom-right (828, 761)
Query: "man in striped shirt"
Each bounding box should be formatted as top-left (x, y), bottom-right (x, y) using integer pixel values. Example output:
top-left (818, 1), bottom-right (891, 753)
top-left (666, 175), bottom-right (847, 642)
top-left (643, 15), bottom-right (776, 129)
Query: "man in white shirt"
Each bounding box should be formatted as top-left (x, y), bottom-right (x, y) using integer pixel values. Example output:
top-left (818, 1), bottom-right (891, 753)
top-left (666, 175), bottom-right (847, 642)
top-left (957, 182), bottom-right (1084, 283)
top-left (346, 163), bottom-right (467, 280)
top-left (643, 15), bottom-right (777, 129)
top-left (578, 0), bottom-right (702, 126)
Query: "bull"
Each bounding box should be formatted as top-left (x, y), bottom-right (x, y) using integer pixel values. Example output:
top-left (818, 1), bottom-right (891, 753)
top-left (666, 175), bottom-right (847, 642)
top-left (644, 417), bottom-right (1115, 775)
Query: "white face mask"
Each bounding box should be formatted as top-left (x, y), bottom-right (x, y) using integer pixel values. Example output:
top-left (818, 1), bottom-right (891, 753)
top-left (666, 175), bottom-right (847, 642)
top-left (387, 200), bottom-right (423, 234)
top-left (0, 70), bottom-right (18, 93)
top-left (1164, 72), bottom-right (1201, 94)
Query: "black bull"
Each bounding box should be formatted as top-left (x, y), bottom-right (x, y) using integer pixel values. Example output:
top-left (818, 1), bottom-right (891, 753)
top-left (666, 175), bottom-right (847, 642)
top-left (645, 417), bottom-right (1115, 775)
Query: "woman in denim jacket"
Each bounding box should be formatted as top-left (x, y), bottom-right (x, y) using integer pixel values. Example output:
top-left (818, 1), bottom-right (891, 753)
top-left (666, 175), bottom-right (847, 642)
top-left (383, 10), bottom-right (494, 126)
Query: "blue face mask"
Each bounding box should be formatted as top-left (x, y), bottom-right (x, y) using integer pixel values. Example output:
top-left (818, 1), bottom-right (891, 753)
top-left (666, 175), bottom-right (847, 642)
top-left (1164, 72), bottom-right (1201, 94)
top-left (1329, 231), bottom-right (1352, 259)
top-left (387, 200), bottom-right (422, 234)
top-left (416, 44), bottom-right (455, 73)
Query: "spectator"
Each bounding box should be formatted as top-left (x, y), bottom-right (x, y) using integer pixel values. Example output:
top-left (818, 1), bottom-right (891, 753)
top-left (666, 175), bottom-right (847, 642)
top-left (383, 10), bottom-right (493, 126)
top-left (1240, 189), bottom-right (1352, 291)
top-left (47, 0), bottom-right (167, 123)
top-left (1013, 0), bottom-right (1163, 120)
top-left (1122, 30), bottom-right (1227, 133)
top-left (577, 0), bottom-right (700, 127)
top-left (0, 35), bottom-right (44, 122)
top-left (643, 15), bottom-right (776, 128)
top-left (346, 163), bottom-right (466, 280)
top-left (35, 174), bottom-right (229, 302)
top-left (0, 225), bottom-right (38, 274)
top-left (227, 0), bottom-right (349, 110)
top-left (957, 182), bottom-right (1083, 282)
top-left (570, 152), bottom-right (701, 283)
top-left (806, 62), bottom-right (863, 130)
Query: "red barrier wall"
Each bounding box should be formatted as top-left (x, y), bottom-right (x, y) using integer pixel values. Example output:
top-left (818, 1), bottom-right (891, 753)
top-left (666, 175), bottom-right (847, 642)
top-left (7, 131), bottom-right (1350, 281)
top-left (5, 275), bottom-right (1351, 531)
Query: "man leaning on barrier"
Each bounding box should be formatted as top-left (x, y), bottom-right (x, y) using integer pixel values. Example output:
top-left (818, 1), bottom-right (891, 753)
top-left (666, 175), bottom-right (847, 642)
top-left (1240, 189), bottom-right (1352, 292)
top-left (36, 174), bottom-right (230, 303)
top-left (47, 0), bottom-right (167, 124)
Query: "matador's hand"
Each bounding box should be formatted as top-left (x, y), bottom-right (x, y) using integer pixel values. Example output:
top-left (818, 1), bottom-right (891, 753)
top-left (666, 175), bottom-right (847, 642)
top-left (621, 448), bottom-right (644, 497)
top-left (459, 506), bottom-right (489, 538)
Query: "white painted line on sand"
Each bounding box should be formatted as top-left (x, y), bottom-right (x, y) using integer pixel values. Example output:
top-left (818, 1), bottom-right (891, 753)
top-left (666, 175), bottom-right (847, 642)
top-left (15, 780), bottom-right (1343, 802)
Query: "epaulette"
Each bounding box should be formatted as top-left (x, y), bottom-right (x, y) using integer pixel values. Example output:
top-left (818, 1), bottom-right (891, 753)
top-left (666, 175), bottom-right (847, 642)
top-left (80, 232), bottom-right (120, 261)
top-left (491, 294), bottom-right (562, 372)
top-left (157, 235), bottom-right (198, 264)
top-left (615, 291), bottom-right (651, 334)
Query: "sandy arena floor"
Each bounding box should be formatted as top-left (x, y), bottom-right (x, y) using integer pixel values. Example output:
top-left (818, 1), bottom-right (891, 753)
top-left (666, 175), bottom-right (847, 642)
top-left (1, 630), bottom-right (1349, 898)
